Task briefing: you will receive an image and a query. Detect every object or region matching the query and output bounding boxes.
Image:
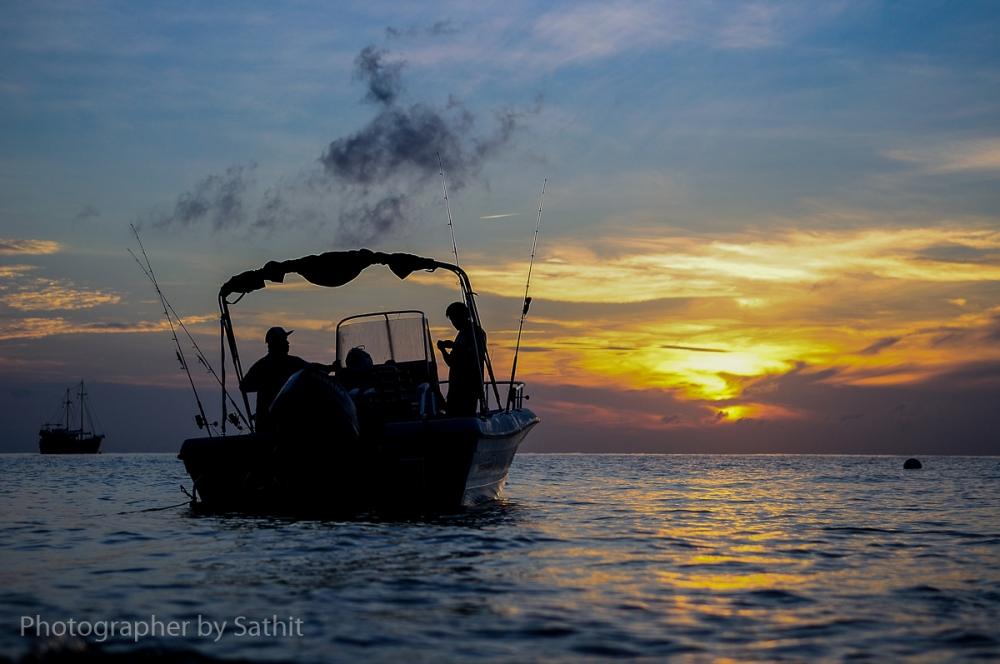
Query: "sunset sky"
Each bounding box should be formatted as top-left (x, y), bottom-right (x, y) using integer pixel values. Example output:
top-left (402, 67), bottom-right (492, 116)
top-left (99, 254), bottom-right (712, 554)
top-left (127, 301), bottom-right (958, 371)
top-left (1, 1), bottom-right (998, 453)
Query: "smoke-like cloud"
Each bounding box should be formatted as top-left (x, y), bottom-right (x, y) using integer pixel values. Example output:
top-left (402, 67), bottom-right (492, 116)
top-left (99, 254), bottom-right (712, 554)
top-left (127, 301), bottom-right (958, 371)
top-left (354, 46), bottom-right (403, 106)
top-left (335, 194), bottom-right (410, 245)
top-left (149, 42), bottom-right (534, 245)
top-left (154, 163), bottom-right (257, 230)
top-left (858, 336), bottom-right (902, 355)
top-left (318, 45), bottom-right (532, 244)
top-left (73, 205), bottom-right (100, 223)
top-left (385, 21), bottom-right (458, 41)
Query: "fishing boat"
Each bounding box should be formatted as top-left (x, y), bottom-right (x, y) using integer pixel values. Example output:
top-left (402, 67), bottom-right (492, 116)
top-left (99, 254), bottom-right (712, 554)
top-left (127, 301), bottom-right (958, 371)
top-left (38, 381), bottom-right (105, 454)
top-left (177, 249), bottom-right (539, 514)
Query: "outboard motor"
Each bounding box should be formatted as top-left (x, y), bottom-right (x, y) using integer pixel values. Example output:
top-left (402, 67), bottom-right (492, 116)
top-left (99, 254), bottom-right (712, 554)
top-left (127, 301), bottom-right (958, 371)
top-left (270, 369), bottom-right (360, 448)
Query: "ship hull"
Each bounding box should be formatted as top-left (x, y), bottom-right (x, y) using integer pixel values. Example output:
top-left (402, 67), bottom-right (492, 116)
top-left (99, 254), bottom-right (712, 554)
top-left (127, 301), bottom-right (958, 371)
top-left (178, 409), bottom-right (538, 515)
top-left (38, 430), bottom-right (103, 454)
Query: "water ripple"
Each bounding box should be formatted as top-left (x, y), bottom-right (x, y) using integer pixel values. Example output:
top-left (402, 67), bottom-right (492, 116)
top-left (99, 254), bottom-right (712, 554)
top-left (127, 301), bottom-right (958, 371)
top-left (1, 453), bottom-right (998, 662)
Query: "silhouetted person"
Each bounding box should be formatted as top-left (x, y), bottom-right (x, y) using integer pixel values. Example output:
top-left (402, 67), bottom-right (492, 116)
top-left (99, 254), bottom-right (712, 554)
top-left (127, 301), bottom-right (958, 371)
top-left (437, 301), bottom-right (486, 416)
top-left (339, 346), bottom-right (374, 393)
top-left (241, 327), bottom-right (311, 433)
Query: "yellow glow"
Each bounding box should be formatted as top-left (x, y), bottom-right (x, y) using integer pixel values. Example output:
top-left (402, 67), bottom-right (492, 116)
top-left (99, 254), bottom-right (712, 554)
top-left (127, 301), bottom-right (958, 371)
top-left (468, 225), bottom-right (1000, 303)
top-left (0, 239), bottom-right (62, 255)
top-left (467, 224), bottom-right (1000, 420)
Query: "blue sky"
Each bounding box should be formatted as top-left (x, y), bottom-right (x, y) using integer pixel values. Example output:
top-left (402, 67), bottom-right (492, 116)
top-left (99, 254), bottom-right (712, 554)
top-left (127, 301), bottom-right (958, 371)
top-left (1, 1), bottom-right (999, 452)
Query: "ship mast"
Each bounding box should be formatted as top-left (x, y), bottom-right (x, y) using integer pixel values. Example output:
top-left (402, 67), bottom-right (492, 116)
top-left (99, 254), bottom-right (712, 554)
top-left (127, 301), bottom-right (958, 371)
top-left (79, 381), bottom-right (85, 438)
top-left (64, 388), bottom-right (72, 430)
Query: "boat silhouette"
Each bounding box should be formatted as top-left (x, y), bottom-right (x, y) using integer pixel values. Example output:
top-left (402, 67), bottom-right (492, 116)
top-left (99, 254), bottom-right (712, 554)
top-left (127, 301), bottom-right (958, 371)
top-left (178, 249), bottom-right (539, 514)
top-left (38, 381), bottom-right (104, 454)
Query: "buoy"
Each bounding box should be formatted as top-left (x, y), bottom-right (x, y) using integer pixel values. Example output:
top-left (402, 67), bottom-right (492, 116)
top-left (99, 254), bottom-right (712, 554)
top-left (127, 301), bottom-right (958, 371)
top-left (903, 458), bottom-right (922, 470)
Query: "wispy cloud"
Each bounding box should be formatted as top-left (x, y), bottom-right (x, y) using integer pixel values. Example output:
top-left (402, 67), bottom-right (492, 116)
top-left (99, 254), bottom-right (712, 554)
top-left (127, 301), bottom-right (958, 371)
top-left (469, 226), bottom-right (1000, 304)
top-left (0, 239), bottom-right (61, 255)
top-left (467, 223), bottom-right (1000, 411)
top-left (0, 285), bottom-right (120, 311)
top-left (886, 138), bottom-right (1000, 173)
top-left (0, 315), bottom-right (214, 341)
top-left (0, 265), bottom-right (120, 312)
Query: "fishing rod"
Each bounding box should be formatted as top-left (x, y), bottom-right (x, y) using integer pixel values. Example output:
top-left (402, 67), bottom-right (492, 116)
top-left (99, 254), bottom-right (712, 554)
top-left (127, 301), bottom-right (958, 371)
top-left (506, 178), bottom-right (547, 410)
top-left (129, 247), bottom-right (249, 430)
top-left (129, 226), bottom-right (230, 434)
top-left (437, 152), bottom-right (461, 268)
top-left (435, 155), bottom-right (503, 411)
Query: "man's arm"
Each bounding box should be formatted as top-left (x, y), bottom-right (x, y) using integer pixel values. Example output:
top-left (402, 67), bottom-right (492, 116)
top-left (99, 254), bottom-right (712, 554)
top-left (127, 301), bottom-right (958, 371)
top-left (437, 339), bottom-right (455, 366)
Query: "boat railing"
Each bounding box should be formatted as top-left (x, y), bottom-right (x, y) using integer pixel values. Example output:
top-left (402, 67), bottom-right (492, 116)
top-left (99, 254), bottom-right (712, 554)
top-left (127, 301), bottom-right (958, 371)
top-left (439, 379), bottom-right (527, 412)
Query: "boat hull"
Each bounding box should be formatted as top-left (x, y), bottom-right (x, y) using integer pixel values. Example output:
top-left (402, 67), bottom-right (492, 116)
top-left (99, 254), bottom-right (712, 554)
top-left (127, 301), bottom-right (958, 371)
top-left (38, 430), bottom-right (103, 454)
top-left (178, 409), bottom-right (538, 514)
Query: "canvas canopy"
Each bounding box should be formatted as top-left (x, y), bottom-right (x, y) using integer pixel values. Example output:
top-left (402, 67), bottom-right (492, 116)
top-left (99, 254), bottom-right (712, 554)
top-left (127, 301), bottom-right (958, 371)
top-left (219, 249), bottom-right (449, 299)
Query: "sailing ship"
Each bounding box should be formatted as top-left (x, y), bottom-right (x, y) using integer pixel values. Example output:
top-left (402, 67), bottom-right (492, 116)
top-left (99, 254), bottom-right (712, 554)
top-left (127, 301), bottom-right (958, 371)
top-left (38, 381), bottom-right (104, 454)
top-left (177, 249), bottom-right (539, 514)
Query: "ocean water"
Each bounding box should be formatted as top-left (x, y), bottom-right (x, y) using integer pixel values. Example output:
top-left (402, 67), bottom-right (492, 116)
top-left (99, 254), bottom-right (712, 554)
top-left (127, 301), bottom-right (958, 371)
top-left (1, 453), bottom-right (998, 662)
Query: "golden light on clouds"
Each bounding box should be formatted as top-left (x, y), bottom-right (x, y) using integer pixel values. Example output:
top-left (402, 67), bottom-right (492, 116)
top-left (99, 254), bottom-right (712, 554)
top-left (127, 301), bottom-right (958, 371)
top-left (470, 226), bottom-right (1000, 303)
top-left (0, 239), bottom-right (61, 255)
top-left (887, 138), bottom-right (1000, 173)
top-left (0, 316), bottom-right (215, 341)
top-left (1, 283), bottom-right (121, 311)
top-left (472, 224), bottom-right (1000, 412)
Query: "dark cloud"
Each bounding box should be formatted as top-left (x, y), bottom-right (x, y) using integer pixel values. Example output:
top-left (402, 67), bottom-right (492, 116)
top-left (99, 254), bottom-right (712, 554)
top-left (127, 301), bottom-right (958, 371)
top-left (354, 46), bottom-right (403, 106)
top-left (148, 43), bottom-right (533, 246)
top-left (319, 45), bottom-right (532, 245)
top-left (155, 163), bottom-right (256, 230)
top-left (661, 344), bottom-right (728, 353)
top-left (523, 361), bottom-right (1000, 454)
top-left (916, 243), bottom-right (999, 264)
top-left (858, 336), bottom-right (902, 355)
top-left (986, 314), bottom-right (1000, 342)
top-left (335, 194), bottom-right (410, 245)
top-left (73, 205), bottom-right (100, 223)
top-left (385, 20), bottom-right (458, 40)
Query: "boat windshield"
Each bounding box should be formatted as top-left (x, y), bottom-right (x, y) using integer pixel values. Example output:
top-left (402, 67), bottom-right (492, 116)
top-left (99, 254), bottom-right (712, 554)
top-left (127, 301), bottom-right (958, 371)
top-left (336, 310), bottom-right (433, 366)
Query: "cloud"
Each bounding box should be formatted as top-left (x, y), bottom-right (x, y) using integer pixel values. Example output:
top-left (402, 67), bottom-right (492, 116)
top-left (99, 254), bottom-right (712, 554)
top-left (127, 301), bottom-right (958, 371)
top-left (1, 285), bottom-right (120, 311)
top-left (468, 225), bottom-right (1000, 304)
top-left (858, 336), bottom-right (902, 355)
top-left (353, 46), bottom-right (403, 106)
top-left (0, 259), bottom-right (120, 315)
top-left (0, 265), bottom-right (37, 278)
top-left (385, 21), bottom-right (459, 41)
top-left (524, 361), bottom-right (1000, 453)
top-left (317, 45), bottom-right (531, 244)
top-left (886, 139), bottom-right (1000, 173)
top-left (0, 267), bottom-right (120, 312)
top-left (916, 243), bottom-right (999, 264)
top-left (73, 205), bottom-right (100, 223)
top-left (0, 239), bottom-right (61, 255)
top-left (335, 194), bottom-right (411, 245)
top-left (149, 45), bottom-right (531, 245)
top-left (154, 163), bottom-right (256, 230)
top-left (0, 315), bottom-right (214, 341)
top-left (660, 344), bottom-right (728, 353)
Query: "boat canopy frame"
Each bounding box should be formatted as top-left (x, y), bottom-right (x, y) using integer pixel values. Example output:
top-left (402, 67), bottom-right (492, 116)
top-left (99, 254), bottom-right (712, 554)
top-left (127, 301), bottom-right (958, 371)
top-left (215, 249), bottom-right (502, 434)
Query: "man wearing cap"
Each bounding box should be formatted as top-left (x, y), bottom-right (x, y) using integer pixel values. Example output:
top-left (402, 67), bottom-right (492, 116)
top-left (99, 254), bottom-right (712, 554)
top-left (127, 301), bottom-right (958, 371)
top-left (436, 302), bottom-right (487, 416)
top-left (240, 327), bottom-right (311, 432)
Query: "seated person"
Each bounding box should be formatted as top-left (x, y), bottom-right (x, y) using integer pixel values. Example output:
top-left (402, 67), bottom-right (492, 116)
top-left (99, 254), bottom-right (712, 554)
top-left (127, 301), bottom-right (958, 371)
top-left (338, 346), bottom-right (374, 394)
top-left (240, 327), bottom-right (330, 432)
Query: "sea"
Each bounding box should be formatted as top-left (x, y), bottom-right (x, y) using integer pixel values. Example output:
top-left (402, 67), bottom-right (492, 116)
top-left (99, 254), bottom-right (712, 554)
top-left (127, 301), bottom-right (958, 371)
top-left (1, 453), bottom-right (998, 662)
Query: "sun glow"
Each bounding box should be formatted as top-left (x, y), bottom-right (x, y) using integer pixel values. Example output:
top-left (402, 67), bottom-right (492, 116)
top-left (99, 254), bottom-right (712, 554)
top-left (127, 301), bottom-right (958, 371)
top-left (471, 224), bottom-right (1000, 421)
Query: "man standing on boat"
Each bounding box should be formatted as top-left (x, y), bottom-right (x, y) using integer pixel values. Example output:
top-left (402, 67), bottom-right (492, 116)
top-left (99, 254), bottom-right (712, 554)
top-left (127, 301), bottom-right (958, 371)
top-left (437, 302), bottom-right (486, 416)
top-left (240, 327), bottom-right (312, 432)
